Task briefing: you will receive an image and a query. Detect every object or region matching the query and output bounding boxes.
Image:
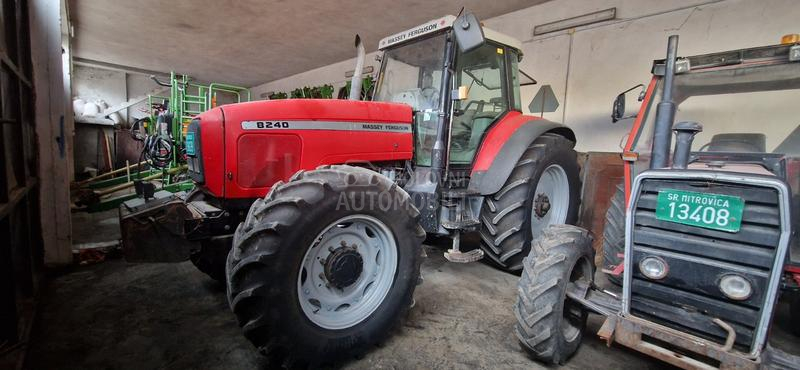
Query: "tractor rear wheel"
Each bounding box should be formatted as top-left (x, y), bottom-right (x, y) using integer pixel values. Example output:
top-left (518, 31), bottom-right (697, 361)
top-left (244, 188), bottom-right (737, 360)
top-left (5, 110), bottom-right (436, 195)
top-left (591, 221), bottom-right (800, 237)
top-left (515, 224), bottom-right (594, 365)
top-left (225, 165), bottom-right (424, 366)
top-left (602, 184), bottom-right (625, 285)
top-left (479, 133), bottom-right (581, 272)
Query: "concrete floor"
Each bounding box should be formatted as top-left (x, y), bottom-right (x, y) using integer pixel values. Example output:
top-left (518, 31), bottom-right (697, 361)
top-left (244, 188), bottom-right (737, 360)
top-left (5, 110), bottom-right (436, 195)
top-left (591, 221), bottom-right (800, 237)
top-left (24, 212), bottom-right (796, 369)
top-left (26, 249), bottom-right (674, 370)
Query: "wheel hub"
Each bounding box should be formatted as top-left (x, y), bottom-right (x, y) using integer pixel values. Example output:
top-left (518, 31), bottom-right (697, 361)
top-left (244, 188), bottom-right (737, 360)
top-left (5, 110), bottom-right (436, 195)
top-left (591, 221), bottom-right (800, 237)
top-left (324, 244), bottom-right (363, 289)
top-left (534, 193), bottom-right (551, 218)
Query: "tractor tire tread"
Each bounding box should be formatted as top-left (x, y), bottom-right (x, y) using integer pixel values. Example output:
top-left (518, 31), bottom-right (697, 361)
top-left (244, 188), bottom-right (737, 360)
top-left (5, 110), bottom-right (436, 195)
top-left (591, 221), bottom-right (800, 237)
top-left (479, 134), bottom-right (581, 272)
top-left (602, 183), bottom-right (625, 285)
top-left (514, 224), bottom-right (593, 365)
top-left (226, 165), bottom-right (423, 366)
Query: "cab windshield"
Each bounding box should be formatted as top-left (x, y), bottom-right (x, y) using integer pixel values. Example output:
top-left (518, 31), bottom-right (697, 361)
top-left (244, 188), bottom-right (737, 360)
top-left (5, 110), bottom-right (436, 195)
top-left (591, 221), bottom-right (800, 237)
top-left (374, 34), bottom-right (446, 166)
top-left (633, 72), bottom-right (800, 164)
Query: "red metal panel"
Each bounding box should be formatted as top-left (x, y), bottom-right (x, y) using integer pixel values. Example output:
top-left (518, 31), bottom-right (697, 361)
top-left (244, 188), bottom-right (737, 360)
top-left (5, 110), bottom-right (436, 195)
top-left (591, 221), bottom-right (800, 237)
top-left (623, 76), bottom-right (659, 207)
top-left (236, 134), bottom-right (302, 188)
top-left (197, 107), bottom-right (226, 197)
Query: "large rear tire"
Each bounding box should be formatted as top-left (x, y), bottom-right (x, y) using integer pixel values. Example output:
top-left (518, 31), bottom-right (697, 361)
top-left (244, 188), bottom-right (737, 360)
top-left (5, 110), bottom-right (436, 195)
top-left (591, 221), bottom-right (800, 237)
top-left (515, 224), bottom-right (594, 365)
top-left (602, 184), bottom-right (625, 285)
top-left (479, 133), bottom-right (581, 272)
top-left (225, 165), bottom-right (424, 366)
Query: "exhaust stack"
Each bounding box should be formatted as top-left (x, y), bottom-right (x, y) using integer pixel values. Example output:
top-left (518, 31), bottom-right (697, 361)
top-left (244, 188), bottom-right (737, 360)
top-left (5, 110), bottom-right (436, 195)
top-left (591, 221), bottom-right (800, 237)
top-left (671, 121), bottom-right (702, 169)
top-left (349, 34), bottom-right (366, 100)
top-left (650, 35), bottom-right (680, 169)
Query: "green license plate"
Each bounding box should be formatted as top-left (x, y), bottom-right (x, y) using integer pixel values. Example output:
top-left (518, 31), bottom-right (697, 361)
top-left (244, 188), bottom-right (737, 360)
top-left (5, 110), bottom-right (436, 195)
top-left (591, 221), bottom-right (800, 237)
top-left (185, 132), bottom-right (195, 155)
top-left (655, 188), bottom-right (744, 233)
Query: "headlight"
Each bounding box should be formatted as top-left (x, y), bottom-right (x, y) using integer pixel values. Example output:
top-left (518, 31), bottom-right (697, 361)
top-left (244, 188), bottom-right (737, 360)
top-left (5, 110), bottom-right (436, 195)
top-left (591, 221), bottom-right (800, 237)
top-left (719, 274), bottom-right (752, 301)
top-left (639, 256), bottom-right (668, 280)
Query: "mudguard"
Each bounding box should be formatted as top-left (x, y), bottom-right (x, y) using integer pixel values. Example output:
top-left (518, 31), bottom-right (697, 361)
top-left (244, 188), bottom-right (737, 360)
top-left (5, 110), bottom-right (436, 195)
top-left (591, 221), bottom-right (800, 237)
top-left (468, 111), bottom-right (575, 195)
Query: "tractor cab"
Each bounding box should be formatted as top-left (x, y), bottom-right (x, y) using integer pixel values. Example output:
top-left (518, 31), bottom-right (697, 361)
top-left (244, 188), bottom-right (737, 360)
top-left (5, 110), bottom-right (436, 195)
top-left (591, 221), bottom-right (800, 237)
top-left (614, 40), bottom-right (800, 185)
top-left (613, 39), bottom-right (800, 267)
top-left (373, 15), bottom-right (533, 170)
top-left (366, 15), bottom-right (579, 268)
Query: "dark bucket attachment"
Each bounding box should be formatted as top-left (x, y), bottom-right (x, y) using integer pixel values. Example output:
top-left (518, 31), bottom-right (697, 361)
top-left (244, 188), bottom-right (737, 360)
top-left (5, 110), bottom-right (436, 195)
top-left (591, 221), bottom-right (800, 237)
top-left (119, 191), bottom-right (200, 262)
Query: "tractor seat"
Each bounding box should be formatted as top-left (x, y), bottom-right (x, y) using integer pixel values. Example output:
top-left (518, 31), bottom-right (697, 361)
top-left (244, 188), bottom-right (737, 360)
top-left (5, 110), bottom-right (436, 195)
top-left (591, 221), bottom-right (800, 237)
top-left (452, 109), bottom-right (477, 137)
top-left (468, 111), bottom-right (501, 149)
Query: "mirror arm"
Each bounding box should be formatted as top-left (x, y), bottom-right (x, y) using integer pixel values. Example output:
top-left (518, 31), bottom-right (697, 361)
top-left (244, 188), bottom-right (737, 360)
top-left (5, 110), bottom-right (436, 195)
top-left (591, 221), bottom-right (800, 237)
top-left (622, 83), bottom-right (644, 95)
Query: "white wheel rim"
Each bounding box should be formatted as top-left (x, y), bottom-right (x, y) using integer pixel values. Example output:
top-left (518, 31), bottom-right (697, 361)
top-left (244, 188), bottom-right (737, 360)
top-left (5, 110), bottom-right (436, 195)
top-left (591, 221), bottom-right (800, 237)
top-left (297, 215), bottom-right (398, 330)
top-left (531, 164), bottom-right (570, 236)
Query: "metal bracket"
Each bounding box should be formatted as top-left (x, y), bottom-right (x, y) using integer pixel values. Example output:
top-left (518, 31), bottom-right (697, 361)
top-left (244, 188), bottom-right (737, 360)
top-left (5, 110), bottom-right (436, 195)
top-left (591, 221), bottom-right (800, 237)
top-left (598, 315), bottom-right (617, 346)
top-left (444, 231), bottom-right (483, 263)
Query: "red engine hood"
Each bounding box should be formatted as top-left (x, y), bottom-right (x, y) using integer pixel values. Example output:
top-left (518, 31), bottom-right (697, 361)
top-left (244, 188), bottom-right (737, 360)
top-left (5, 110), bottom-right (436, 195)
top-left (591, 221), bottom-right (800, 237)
top-left (193, 99), bottom-right (413, 199)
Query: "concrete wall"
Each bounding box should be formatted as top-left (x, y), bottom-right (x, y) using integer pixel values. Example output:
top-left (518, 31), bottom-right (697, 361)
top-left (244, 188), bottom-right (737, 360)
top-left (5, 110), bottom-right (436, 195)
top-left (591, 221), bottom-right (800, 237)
top-left (251, 0), bottom-right (799, 152)
top-left (71, 65), bottom-right (162, 174)
top-left (72, 65), bottom-right (160, 123)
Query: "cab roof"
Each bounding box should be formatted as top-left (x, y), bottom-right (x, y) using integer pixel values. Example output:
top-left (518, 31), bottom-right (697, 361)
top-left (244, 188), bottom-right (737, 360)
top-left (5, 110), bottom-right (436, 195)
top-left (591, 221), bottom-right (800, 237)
top-left (378, 15), bottom-right (523, 51)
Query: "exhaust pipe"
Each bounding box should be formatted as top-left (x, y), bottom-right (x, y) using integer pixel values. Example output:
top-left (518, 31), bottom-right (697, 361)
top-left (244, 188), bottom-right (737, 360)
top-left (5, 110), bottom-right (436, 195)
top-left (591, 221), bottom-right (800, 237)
top-left (650, 35), bottom-right (680, 169)
top-left (349, 34), bottom-right (366, 100)
top-left (671, 121), bottom-right (702, 169)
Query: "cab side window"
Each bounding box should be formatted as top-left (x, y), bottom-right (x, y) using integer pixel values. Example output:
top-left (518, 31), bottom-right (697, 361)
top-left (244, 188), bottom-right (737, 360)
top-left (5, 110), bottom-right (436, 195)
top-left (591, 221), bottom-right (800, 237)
top-left (450, 43), bottom-right (508, 165)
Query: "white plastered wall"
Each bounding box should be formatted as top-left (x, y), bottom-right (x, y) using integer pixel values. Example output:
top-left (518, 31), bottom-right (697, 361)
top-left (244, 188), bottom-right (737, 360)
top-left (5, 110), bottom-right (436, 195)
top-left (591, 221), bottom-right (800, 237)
top-left (251, 0), bottom-right (800, 152)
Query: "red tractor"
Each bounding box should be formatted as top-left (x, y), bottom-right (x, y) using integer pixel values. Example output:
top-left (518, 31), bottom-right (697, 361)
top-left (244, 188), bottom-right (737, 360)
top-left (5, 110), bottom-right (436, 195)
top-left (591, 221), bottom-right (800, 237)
top-left (514, 35), bottom-right (800, 368)
top-left (120, 13), bottom-right (581, 365)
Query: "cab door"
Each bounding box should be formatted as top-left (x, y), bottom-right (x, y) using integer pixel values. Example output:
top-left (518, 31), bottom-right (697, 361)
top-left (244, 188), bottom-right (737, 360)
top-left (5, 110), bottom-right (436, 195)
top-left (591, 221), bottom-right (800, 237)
top-left (449, 42), bottom-right (511, 166)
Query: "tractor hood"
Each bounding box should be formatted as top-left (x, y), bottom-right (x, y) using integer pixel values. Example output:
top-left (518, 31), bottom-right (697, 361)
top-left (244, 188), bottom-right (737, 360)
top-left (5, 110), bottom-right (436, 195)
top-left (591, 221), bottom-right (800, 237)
top-left (189, 99), bottom-right (413, 199)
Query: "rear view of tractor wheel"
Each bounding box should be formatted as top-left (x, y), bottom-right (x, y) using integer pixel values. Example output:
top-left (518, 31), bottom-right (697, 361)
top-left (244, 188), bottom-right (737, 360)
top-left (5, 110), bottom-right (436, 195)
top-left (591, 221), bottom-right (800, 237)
top-left (226, 165), bottom-right (424, 367)
top-left (602, 184), bottom-right (625, 285)
top-left (479, 133), bottom-right (581, 272)
top-left (515, 224), bottom-right (594, 364)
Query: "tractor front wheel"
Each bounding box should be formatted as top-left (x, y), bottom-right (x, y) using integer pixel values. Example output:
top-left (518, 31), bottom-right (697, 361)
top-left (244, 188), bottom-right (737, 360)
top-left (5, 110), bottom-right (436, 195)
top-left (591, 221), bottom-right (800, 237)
top-left (515, 224), bottom-right (594, 365)
top-left (479, 133), bottom-right (581, 272)
top-left (225, 165), bottom-right (424, 366)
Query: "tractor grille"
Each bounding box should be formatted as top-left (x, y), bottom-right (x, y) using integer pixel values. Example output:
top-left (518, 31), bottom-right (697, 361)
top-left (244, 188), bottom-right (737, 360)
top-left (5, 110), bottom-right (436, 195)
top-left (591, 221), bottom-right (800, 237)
top-left (186, 119), bottom-right (204, 183)
top-left (626, 174), bottom-right (786, 354)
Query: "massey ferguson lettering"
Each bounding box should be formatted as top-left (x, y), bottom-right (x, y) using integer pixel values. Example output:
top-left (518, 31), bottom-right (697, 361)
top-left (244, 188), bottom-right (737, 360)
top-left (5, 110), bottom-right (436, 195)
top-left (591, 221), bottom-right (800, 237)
top-left (379, 16), bottom-right (455, 49)
top-left (241, 120), bottom-right (411, 133)
top-left (408, 23), bottom-right (438, 37)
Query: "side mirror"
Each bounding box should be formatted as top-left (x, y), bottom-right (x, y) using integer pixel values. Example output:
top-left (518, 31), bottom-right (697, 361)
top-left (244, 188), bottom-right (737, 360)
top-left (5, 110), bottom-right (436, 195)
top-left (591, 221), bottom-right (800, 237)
top-left (611, 93), bottom-right (626, 123)
top-left (611, 84), bottom-right (645, 123)
top-left (453, 12), bottom-right (485, 53)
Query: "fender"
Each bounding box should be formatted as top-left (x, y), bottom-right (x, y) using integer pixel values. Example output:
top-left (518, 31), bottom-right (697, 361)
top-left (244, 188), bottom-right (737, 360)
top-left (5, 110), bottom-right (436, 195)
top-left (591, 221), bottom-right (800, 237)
top-left (468, 111), bottom-right (575, 195)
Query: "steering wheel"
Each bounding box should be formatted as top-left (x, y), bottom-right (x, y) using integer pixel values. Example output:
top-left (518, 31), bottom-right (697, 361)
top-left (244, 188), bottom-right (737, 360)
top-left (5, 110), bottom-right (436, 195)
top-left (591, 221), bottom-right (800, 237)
top-left (421, 87), bottom-right (437, 96)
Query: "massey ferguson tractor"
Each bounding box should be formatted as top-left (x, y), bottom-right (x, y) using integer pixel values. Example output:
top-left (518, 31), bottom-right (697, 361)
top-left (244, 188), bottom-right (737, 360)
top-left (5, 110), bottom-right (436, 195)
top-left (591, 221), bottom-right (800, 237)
top-left (120, 13), bottom-right (581, 365)
top-left (514, 36), bottom-right (800, 368)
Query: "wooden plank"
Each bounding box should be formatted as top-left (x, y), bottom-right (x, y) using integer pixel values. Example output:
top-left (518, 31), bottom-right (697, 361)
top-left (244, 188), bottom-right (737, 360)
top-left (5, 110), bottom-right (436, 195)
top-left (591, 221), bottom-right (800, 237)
top-left (0, 54), bottom-right (32, 88)
top-left (0, 183), bottom-right (34, 220)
